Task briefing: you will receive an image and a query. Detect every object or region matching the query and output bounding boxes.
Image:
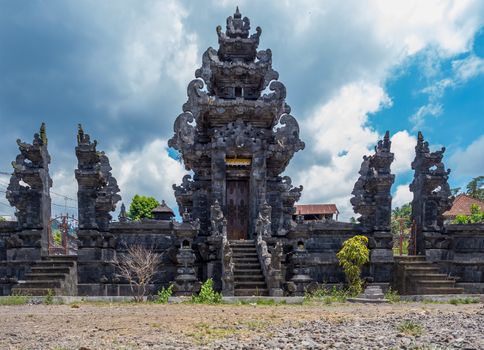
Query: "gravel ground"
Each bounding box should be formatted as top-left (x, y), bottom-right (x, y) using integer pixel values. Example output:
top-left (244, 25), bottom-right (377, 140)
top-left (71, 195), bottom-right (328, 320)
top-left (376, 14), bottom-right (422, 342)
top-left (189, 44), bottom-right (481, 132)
top-left (0, 302), bottom-right (482, 349)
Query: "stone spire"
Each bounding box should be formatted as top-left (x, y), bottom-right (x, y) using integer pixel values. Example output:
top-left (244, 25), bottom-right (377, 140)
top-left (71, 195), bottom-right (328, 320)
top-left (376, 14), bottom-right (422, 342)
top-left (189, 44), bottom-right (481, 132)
top-left (351, 131), bottom-right (395, 232)
top-left (409, 131), bottom-right (453, 255)
top-left (6, 123), bottom-right (52, 256)
top-left (75, 125), bottom-right (121, 231)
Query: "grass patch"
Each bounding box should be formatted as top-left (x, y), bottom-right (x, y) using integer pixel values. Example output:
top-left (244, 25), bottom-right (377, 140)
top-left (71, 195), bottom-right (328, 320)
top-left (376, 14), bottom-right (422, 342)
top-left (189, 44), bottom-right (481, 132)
top-left (448, 297), bottom-right (479, 305)
top-left (304, 285), bottom-right (348, 304)
top-left (187, 322), bottom-right (240, 345)
top-left (397, 320), bottom-right (424, 337)
top-left (0, 295), bottom-right (29, 305)
top-left (237, 298), bottom-right (287, 306)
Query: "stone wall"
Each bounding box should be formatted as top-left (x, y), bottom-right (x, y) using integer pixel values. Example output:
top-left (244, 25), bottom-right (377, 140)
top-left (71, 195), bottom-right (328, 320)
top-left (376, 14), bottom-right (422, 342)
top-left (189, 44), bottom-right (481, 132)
top-left (444, 224), bottom-right (484, 293)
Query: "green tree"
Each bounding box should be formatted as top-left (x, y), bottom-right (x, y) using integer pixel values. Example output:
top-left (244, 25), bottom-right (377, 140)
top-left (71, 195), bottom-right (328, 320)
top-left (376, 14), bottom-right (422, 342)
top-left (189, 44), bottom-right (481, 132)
top-left (0, 216), bottom-right (6, 222)
top-left (391, 203), bottom-right (412, 235)
top-left (128, 195), bottom-right (160, 221)
top-left (465, 176), bottom-right (484, 201)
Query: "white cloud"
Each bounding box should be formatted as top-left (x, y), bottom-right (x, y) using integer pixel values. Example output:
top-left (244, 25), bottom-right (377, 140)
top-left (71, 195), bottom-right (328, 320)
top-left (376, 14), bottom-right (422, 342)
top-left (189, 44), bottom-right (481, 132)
top-left (391, 130), bottom-right (417, 174)
top-left (108, 138), bottom-right (186, 215)
top-left (293, 82), bottom-right (392, 220)
top-left (449, 135), bottom-right (484, 176)
top-left (410, 104), bottom-right (443, 131)
top-left (393, 184), bottom-right (413, 208)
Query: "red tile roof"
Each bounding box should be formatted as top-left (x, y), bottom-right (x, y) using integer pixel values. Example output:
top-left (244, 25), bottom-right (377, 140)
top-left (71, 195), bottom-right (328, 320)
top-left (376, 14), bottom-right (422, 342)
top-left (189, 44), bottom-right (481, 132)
top-left (294, 204), bottom-right (339, 215)
top-left (443, 194), bottom-right (484, 218)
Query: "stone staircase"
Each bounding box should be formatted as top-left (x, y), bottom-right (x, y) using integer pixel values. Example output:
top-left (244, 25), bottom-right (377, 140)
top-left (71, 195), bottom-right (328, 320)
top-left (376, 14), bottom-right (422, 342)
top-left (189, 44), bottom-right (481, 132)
top-left (230, 240), bottom-right (268, 296)
top-left (394, 256), bottom-right (463, 295)
top-left (12, 255), bottom-right (77, 296)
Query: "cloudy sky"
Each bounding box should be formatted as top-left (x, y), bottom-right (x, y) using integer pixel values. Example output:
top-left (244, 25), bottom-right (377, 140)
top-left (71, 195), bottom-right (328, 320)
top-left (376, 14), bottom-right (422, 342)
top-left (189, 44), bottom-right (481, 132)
top-left (0, 0), bottom-right (483, 220)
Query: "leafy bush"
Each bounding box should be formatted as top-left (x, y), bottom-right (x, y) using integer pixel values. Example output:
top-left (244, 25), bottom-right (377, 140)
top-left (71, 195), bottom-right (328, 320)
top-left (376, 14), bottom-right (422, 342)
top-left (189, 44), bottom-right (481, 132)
top-left (155, 284), bottom-right (174, 304)
top-left (384, 287), bottom-right (400, 303)
top-left (191, 279), bottom-right (221, 304)
top-left (52, 230), bottom-right (62, 245)
top-left (336, 235), bottom-right (370, 296)
top-left (452, 204), bottom-right (484, 224)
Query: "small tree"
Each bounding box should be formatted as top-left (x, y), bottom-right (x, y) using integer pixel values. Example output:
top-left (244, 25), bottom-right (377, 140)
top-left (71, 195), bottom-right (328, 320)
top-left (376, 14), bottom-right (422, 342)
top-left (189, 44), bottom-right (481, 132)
top-left (0, 216), bottom-right (6, 222)
top-left (336, 235), bottom-right (370, 296)
top-left (112, 245), bottom-right (161, 302)
top-left (128, 195), bottom-right (160, 221)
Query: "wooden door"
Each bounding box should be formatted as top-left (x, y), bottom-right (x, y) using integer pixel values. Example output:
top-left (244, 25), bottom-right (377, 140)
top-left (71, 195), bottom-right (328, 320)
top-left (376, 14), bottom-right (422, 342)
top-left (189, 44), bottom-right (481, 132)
top-left (226, 180), bottom-right (249, 240)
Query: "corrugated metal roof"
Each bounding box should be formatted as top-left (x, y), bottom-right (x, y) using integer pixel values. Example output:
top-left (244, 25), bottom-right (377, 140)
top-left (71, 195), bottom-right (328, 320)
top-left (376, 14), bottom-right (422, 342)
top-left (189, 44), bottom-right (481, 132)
top-left (294, 204), bottom-right (339, 215)
top-left (443, 194), bottom-right (484, 218)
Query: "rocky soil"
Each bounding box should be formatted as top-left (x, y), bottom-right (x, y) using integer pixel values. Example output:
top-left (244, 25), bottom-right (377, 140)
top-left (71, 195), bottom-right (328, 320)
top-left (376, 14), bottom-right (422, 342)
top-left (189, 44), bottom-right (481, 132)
top-left (0, 302), bottom-right (482, 349)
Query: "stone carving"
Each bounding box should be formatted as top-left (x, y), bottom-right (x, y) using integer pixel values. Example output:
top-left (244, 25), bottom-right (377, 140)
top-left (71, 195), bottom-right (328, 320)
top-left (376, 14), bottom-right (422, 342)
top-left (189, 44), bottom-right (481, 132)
top-left (221, 235), bottom-right (234, 296)
top-left (409, 132), bottom-right (453, 255)
top-left (75, 125), bottom-right (121, 231)
top-left (256, 201), bottom-right (272, 238)
top-left (351, 131), bottom-right (395, 232)
top-left (6, 123), bottom-right (52, 230)
top-left (210, 200), bottom-right (227, 237)
top-left (118, 203), bottom-right (128, 223)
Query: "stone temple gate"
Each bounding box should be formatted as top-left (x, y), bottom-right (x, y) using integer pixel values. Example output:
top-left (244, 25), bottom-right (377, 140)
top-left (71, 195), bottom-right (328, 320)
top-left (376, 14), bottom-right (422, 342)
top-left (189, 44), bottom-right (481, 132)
top-left (0, 9), bottom-right (483, 297)
top-left (169, 7), bottom-right (304, 240)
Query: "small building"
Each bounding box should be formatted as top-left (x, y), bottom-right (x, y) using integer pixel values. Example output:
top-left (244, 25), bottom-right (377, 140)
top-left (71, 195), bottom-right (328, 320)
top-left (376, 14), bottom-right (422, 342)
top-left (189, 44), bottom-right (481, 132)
top-left (443, 194), bottom-right (484, 220)
top-left (151, 200), bottom-right (175, 221)
top-left (293, 204), bottom-right (339, 222)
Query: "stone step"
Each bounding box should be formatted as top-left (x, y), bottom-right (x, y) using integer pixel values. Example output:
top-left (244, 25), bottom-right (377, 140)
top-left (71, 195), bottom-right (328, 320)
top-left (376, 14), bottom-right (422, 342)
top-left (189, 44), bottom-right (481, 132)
top-left (232, 263), bottom-right (261, 269)
top-left (33, 261), bottom-right (75, 267)
top-left (18, 280), bottom-right (62, 289)
top-left (230, 240), bottom-right (255, 244)
top-left (235, 275), bottom-right (265, 282)
top-left (233, 254), bottom-right (258, 259)
top-left (419, 287), bottom-right (464, 295)
top-left (417, 280), bottom-right (457, 287)
top-left (400, 261), bottom-right (436, 267)
top-left (11, 288), bottom-right (59, 296)
top-left (235, 281), bottom-right (267, 289)
top-left (24, 273), bottom-right (67, 281)
top-left (394, 255), bottom-right (426, 262)
top-left (30, 266), bottom-right (71, 274)
top-left (411, 273), bottom-right (454, 281)
top-left (234, 289), bottom-right (269, 297)
top-left (42, 255), bottom-right (77, 261)
top-left (234, 269), bottom-right (264, 276)
top-left (404, 266), bottom-right (440, 273)
top-left (233, 257), bottom-right (259, 263)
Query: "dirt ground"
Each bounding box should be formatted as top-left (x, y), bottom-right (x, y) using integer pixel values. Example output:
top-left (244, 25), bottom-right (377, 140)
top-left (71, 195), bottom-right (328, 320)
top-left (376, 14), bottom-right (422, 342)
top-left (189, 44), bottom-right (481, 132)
top-left (0, 301), bottom-right (482, 349)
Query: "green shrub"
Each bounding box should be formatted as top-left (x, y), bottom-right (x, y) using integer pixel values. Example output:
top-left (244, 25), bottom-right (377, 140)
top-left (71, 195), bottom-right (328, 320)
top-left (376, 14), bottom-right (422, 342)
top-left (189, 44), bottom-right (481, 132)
top-left (191, 279), bottom-right (221, 304)
top-left (452, 204), bottom-right (484, 224)
top-left (155, 284), bottom-right (174, 304)
top-left (336, 235), bottom-right (370, 296)
top-left (384, 287), bottom-right (400, 303)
